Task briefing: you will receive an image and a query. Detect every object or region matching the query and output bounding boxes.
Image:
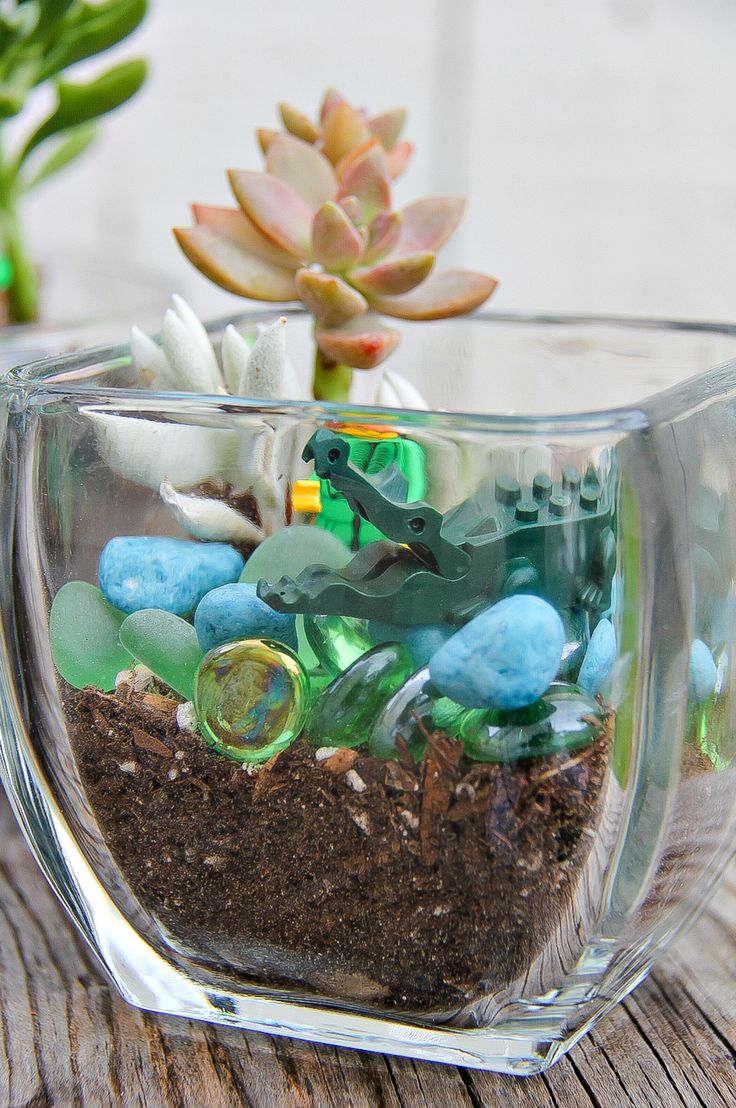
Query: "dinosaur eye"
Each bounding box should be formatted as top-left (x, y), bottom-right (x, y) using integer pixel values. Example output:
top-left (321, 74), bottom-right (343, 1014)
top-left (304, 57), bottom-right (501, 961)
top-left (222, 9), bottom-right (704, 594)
top-left (408, 516), bottom-right (425, 534)
top-left (327, 448), bottom-right (340, 463)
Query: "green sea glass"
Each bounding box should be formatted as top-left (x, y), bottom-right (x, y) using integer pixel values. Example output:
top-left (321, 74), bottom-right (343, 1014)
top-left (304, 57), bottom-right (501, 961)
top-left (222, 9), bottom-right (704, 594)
top-left (239, 525), bottom-right (351, 585)
top-left (303, 614), bottom-right (371, 678)
top-left (193, 638), bottom-right (309, 763)
top-left (459, 685), bottom-right (604, 763)
top-left (50, 581), bottom-right (131, 691)
top-left (119, 609), bottom-right (203, 700)
top-left (309, 643), bottom-right (413, 749)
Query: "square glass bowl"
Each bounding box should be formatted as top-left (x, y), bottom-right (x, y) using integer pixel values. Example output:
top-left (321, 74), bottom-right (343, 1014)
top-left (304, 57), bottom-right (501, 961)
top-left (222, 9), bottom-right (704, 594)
top-left (0, 310), bottom-right (735, 1074)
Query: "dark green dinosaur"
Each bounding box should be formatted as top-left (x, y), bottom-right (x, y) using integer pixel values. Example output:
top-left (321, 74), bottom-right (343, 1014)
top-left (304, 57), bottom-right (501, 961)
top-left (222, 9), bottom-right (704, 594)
top-left (258, 429), bottom-right (617, 625)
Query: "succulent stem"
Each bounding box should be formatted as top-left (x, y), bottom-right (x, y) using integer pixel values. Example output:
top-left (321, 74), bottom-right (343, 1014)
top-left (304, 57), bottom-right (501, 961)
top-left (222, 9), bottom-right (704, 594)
top-left (0, 197), bottom-right (38, 324)
top-left (313, 339), bottom-right (353, 403)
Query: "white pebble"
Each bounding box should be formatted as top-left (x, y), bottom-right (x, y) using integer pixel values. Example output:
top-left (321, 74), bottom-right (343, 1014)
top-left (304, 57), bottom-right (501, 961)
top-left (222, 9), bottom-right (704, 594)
top-left (315, 746), bottom-right (340, 762)
top-left (399, 810), bottom-right (419, 832)
top-left (345, 769), bottom-right (367, 793)
top-left (130, 664), bottom-right (155, 693)
top-left (176, 701), bottom-right (198, 733)
top-left (119, 761), bottom-right (138, 775)
top-left (349, 809), bottom-right (371, 835)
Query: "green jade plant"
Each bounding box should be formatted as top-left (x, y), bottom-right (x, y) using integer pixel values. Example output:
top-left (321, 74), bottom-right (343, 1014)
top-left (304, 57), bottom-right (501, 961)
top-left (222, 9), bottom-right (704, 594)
top-left (0, 0), bottom-right (147, 323)
top-left (174, 89), bottom-right (498, 402)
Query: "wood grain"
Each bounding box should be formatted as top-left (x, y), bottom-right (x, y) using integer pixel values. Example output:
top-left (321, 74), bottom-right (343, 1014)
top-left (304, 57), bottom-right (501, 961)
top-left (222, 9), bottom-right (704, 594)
top-left (0, 791), bottom-right (733, 1108)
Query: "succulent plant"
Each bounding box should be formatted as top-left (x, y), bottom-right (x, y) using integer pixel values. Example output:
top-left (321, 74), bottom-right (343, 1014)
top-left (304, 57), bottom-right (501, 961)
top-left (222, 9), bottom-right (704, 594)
top-left (92, 298), bottom-right (428, 546)
top-left (0, 0), bottom-right (148, 323)
top-left (174, 89), bottom-right (498, 403)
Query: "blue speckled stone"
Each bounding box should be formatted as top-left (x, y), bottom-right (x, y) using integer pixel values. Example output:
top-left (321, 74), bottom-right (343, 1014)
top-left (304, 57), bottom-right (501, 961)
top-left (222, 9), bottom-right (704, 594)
top-left (428, 595), bottom-right (565, 710)
top-left (367, 620), bottom-right (453, 668)
top-left (577, 618), bottom-right (616, 695)
top-left (689, 639), bottom-right (717, 703)
top-left (99, 537), bottom-right (244, 617)
top-left (194, 583), bottom-right (297, 653)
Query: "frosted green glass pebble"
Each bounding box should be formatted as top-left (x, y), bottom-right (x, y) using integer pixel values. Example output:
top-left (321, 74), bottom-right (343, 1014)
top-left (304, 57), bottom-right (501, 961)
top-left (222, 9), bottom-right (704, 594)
top-left (50, 581), bottom-right (131, 691)
top-left (239, 525), bottom-right (351, 585)
top-left (295, 614), bottom-right (321, 672)
top-left (309, 643), bottom-right (413, 749)
top-left (119, 609), bottom-right (203, 700)
top-left (303, 614), bottom-right (371, 678)
top-left (193, 638), bottom-right (309, 763)
top-left (459, 685), bottom-right (604, 763)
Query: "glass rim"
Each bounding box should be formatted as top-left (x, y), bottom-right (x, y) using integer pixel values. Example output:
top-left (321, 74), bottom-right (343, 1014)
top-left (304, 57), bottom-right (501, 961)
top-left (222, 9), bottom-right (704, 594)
top-left (5, 307), bottom-right (736, 436)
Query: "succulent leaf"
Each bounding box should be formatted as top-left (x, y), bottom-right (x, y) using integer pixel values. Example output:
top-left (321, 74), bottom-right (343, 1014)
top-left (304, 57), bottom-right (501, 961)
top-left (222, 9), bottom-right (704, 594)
top-left (371, 268), bottom-right (498, 321)
top-left (160, 478), bottom-right (265, 545)
top-left (316, 313), bottom-right (400, 370)
top-left (351, 251), bottom-right (435, 297)
top-left (265, 133), bottom-right (336, 211)
top-left (336, 143), bottom-right (391, 222)
top-left (257, 127), bottom-right (278, 154)
top-left (228, 169), bottom-right (313, 258)
top-left (240, 316), bottom-right (294, 399)
top-left (319, 87), bottom-right (347, 126)
top-left (361, 210), bottom-right (403, 264)
top-left (278, 101), bottom-right (320, 144)
top-left (130, 324), bottom-right (175, 390)
top-left (295, 268), bottom-right (368, 326)
top-left (385, 140), bottom-right (413, 179)
top-left (221, 323), bottom-right (253, 394)
top-left (376, 367), bottom-right (430, 410)
top-left (368, 107), bottom-right (406, 150)
top-left (391, 196), bottom-right (465, 257)
top-left (174, 225), bottom-right (298, 302)
top-left (192, 203), bottom-right (298, 268)
top-left (311, 201), bottom-right (364, 269)
top-left (321, 101), bottom-right (372, 165)
top-left (161, 299), bottom-right (224, 394)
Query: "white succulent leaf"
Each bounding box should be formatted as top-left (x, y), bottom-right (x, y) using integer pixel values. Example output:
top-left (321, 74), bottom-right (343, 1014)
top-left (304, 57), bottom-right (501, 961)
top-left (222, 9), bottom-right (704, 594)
top-left (86, 411), bottom-right (236, 490)
top-left (130, 325), bottom-right (176, 390)
top-left (255, 319), bottom-right (304, 399)
top-left (240, 316), bottom-right (295, 400)
top-left (161, 304), bottom-right (223, 395)
top-left (221, 324), bottom-right (254, 395)
top-left (171, 294), bottom-right (224, 380)
top-left (376, 368), bottom-right (430, 411)
top-left (160, 477), bottom-right (265, 545)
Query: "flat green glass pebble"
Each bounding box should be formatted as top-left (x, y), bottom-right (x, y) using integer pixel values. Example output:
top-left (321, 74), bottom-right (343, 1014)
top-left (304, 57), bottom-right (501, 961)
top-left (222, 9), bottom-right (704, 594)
top-left (193, 638), bottom-right (309, 763)
top-left (239, 525), bottom-right (351, 585)
top-left (50, 581), bottom-right (131, 691)
top-left (303, 614), bottom-right (371, 678)
top-left (459, 685), bottom-right (604, 763)
top-left (309, 643), bottom-right (414, 749)
top-left (369, 667), bottom-right (433, 760)
top-left (119, 609), bottom-right (203, 700)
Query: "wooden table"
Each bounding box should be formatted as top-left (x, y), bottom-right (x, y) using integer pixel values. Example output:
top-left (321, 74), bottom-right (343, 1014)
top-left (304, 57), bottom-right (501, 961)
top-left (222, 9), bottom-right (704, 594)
top-left (0, 792), bottom-right (733, 1108)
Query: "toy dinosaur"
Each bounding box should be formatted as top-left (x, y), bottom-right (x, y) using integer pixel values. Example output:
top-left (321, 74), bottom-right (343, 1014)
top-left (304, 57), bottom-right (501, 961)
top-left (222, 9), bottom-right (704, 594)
top-left (258, 429), bottom-right (616, 625)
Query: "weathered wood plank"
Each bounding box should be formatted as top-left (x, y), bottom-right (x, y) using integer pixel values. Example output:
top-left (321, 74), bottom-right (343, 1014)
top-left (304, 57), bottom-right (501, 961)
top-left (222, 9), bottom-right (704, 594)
top-left (0, 791), bottom-right (733, 1108)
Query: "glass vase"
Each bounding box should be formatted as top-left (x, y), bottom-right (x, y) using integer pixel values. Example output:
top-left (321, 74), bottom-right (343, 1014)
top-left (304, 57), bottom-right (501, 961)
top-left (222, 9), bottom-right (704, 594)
top-left (0, 310), bottom-right (735, 1074)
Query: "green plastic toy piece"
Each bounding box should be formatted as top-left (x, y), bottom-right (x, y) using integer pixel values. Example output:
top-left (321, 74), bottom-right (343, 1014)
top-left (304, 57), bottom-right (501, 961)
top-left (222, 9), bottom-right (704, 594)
top-left (119, 609), bottom-right (203, 700)
top-left (50, 581), bottom-right (131, 691)
top-left (307, 432), bottom-right (426, 549)
top-left (258, 430), bottom-right (616, 625)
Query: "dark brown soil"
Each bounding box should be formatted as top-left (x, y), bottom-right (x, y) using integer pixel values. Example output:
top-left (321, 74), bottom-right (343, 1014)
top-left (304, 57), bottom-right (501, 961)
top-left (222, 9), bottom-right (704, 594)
top-left (67, 685), bottom-right (613, 1013)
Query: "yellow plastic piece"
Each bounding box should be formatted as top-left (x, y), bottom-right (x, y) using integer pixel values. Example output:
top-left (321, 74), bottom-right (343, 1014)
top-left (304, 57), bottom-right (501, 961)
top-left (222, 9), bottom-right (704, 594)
top-left (292, 480), bottom-right (322, 514)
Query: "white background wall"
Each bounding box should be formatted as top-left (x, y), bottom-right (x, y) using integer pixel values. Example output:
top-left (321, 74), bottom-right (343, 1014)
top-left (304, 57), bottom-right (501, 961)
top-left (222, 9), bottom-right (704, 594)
top-left (19, 0), bottom-right (736, 323)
